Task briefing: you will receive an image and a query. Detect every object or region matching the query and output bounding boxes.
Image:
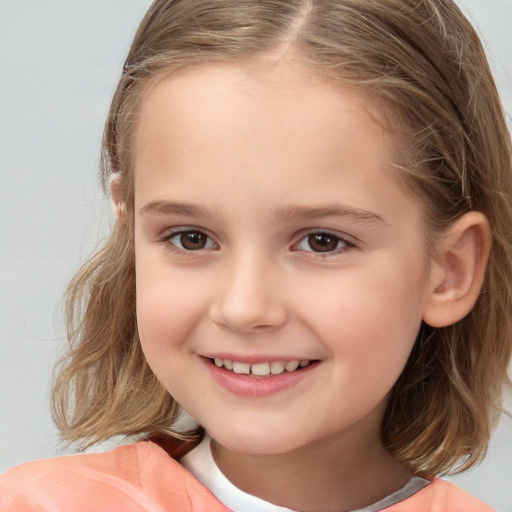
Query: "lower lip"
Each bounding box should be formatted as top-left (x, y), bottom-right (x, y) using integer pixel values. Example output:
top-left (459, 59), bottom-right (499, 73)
top-left (202, 358), bottom-right (318, 398)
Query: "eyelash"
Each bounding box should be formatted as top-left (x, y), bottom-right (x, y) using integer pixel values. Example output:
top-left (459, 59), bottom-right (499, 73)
top-left (160, 229), bottom-right (218, 255)
top-left (159, 228), bottom-right (357, 257)
top-left (293, 230), bottom-right (357, 258)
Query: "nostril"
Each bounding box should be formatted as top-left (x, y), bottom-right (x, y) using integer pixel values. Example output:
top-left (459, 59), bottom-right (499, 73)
top-left (209, 302), bottom-right (288, 333)
top-left (253, 323), bottom-right (278, 330)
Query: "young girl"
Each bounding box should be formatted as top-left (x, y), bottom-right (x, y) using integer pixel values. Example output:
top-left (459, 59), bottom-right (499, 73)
top-left (2, 0), bottom-right (511, 510)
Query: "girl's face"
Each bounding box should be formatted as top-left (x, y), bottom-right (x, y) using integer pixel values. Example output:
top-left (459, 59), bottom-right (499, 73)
top-left (133, 56), bottom-right (432, 456)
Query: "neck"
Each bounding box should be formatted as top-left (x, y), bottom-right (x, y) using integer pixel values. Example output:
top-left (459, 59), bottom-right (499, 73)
top-left (211, 421), bottom-right (411, 512)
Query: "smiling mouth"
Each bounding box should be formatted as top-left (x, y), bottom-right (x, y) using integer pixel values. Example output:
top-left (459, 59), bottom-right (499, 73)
top-left (209, 358), bottom-right (314, 377)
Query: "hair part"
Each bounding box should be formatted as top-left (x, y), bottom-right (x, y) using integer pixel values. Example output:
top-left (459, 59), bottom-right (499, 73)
top-left (53, 0), bottom-right (512, 476)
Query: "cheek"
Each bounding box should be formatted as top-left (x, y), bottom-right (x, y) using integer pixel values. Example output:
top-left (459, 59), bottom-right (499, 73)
top-left (300, 260), bottom-right (425, 369)
top-left (135, 265), bottom-right (211, 403)
top-left (135, 261), bottom-right (208, 359)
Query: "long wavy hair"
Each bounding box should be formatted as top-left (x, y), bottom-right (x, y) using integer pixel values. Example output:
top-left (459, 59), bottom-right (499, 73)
top-left (52, 0), bottom-right (512, 476)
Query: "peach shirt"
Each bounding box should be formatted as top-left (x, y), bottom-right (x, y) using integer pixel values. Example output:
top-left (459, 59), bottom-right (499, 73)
top-left (1, 441), bottom-right (494, 511)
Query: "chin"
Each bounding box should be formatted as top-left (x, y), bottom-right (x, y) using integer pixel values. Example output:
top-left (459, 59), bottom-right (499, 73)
top-left (206, 425), bottom-right (311, 456)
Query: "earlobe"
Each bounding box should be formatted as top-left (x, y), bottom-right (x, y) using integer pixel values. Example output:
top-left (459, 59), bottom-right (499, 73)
top-left (422, 212), bottom-right (491, 328)
top-left (110, 173), bottom-right (127, 221)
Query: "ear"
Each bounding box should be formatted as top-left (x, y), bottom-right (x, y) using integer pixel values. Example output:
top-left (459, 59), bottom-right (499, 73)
top-left (109, 173), bottom-right (127, 221)
top-left (422, 212), bottom-right (491, 328)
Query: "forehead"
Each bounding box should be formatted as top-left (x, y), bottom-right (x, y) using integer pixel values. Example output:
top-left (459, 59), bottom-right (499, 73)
top-left (131, 58), bottom-right (421, 228)
top-left (133, 57), bottom-right (390, 173)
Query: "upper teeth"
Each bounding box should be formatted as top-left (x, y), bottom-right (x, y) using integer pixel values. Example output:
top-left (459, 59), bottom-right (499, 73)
top-left (213, 358), bottom-right (310, 376)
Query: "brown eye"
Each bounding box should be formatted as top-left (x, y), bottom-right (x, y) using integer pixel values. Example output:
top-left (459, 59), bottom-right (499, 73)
top-left (298, 232), bottom-right (347, 253)
top-left (169, 230), bottom-right (214, 251)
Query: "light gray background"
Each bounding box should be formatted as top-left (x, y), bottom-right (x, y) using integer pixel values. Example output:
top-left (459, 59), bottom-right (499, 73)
top-left (1, 1), bottom-right (511, 509)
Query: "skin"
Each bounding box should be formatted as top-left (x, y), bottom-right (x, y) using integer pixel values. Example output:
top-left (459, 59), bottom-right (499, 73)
top-left (131, 55), bottom-right (443, 511)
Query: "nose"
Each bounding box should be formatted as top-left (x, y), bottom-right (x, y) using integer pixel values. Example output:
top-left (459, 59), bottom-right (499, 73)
top-left (209, 252), bottom-right (289, 333)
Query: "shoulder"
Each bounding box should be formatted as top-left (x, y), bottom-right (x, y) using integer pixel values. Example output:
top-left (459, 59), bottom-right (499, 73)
top-left (385, 477), bottom-right (494, 512)
top-left (0, 442), bottom-right (229, 512)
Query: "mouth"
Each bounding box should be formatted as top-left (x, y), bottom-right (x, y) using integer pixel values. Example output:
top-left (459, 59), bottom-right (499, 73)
top-left (203, 356), bottom-right (319, 397)
top-left (208, 358), bottom-right (315, 377)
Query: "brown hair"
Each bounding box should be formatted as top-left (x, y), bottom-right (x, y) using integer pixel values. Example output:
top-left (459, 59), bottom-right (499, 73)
top-left (52, 0), bottom-right (512, 476)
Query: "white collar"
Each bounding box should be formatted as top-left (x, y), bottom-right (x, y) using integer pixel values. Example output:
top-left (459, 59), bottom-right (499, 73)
top-left (179, 435), bottom-right (430, 512)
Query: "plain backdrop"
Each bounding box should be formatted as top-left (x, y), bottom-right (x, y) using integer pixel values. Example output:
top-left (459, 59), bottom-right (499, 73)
top-left (1, 1), bottom-right (511, 509)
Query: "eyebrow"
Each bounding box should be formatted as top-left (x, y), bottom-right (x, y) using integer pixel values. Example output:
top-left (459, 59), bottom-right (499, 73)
top-left (276, 204), bottom-right (385, 226)
top-left (139, 200), bottom-right (210, 217)
top-left (139, 200), bottom-right (385, 226)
